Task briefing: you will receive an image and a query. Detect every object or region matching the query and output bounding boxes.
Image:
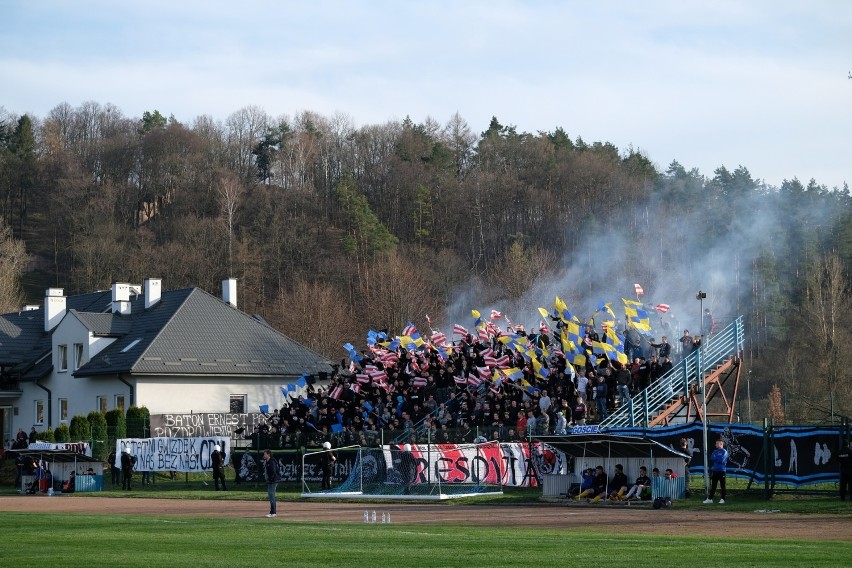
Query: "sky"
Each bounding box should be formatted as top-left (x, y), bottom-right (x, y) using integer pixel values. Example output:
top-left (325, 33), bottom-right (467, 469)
top-left (1, 1), bottom-right (850, 189)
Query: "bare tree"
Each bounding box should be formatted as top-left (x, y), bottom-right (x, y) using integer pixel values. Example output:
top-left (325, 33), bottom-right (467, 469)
top-left (794, 253), bottom-right (852, 419)
top-left (0, 218), bottom-right (26, 312)
top-left (218, 173), bottom-right (244, 273)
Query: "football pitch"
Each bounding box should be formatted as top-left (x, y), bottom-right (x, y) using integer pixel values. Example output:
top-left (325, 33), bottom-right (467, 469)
top-left (1, 494), bottom-right (850, 567)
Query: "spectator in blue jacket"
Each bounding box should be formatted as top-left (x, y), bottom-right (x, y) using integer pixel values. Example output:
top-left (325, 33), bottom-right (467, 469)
top-left (704, 439), bottom-right (729, 504)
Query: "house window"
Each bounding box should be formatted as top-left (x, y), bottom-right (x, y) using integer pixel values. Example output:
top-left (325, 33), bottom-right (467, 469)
top-left (35, 400), bottom-right (44, 425)
top-left (74, 343), bottom-right (84, 370)
top-left (230, 394), bottom-right (246, 414)
top-left (59, 398), bottom-right (69, 422)
top-left (115, 395), bottom-right (125, 413)
top-left (96, 396), bottom-right (107, 415)
top-left (58, 344), bottom-right (68, 372)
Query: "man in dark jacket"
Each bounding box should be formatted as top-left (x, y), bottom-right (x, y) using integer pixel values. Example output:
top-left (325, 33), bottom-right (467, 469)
top-left (262, 449), bottom-right (279, 517)
top-left (839, 442), bottom-right (852, 501)
top-left (320, 441), bottom-right (337, 490)
top-left (120, 448), bottom-right (136, 491)
top-left (211, 444), bottom-right (227, 491)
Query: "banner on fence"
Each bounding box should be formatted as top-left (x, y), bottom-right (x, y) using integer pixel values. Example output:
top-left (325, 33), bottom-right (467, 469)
top-left (116, 437), bottom-right (230, 472)
top-left (231, 442), bottom-right (567, 487)
top-left (613, 423), bottom-right (846, 487)
top-left (27, 441), bottom-right (92, 456)
top-left (149, 413), bottom-right (266, 438)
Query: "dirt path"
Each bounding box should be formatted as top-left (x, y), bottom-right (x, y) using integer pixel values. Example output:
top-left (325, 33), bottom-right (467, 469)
top-left (1, 495), bottom-right (849, 541)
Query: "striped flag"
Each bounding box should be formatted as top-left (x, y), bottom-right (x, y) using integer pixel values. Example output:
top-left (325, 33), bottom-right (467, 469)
top-left (329, 385), bottom-right (343, 400)
top-left (350, 383), bottom-right (361, 394)
top-left (402, 322), bottom-right (417, 337)
top-left (454, 375), bottom-right (467, 385)
top-left (431, 331), bottom-right (447, 346)
top-left (412, 377), bottom-right (427, 388)
top-left (356, 373), bottom-right (370, 384)
top-left (467, 375), bottom-right (481, 387)
top-left (453, 324), bottom-right (469, 337)
top-left (654, 304), bottom-right (670, 313)
top-left (634, 283), bottom-right (645, 296)
top-left (478, 327), bottom-right (489, 342)
top-left (490, 310), bottom-right (503, 320)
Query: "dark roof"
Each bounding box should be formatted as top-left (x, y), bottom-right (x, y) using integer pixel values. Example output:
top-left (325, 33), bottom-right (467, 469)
top-left (0, 291), bottom-right (112, 378)
top-left (1, 286), bottom-right (332, 382)
top-left (75, 287), bottom-right (332, 378)
top-left (71, 310), bottom-right (132, 336)
top-left (532, 433), bottom-right (690, 459)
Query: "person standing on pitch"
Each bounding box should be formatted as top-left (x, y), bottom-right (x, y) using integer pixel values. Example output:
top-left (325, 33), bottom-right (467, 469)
top-left (399, 444), bottom-right (417, 495)
top-left (838, 441), bottom-right (852, 502)
top-left (704, 439), bottom-right (729, 504)
top-left (120, 447), bottom-right (136, 491)
top-left (262, 449), bottom-right (280, 517)
top-left (320, 441), bottom-right (337, 490)
top-left (211, 444), bottom-right (227, 491)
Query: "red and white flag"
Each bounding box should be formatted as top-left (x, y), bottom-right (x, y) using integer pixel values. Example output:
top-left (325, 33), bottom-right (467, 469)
top-left (329, 385), bottom-right (343, 400)
top-left (478, 327), bottom-right (490, 342)
top-left (654, 304), bottom-right (670, 313)
top-left (431, 331), bottom-right (447, 346)
top-left (490, 310), bottom-right (503, 320)
top-left (453, 324), bottom-right (469, 337)
top-left (412, 376), bottom-right (427, 388)
top-left (634, 283), bottom-right (645, 296)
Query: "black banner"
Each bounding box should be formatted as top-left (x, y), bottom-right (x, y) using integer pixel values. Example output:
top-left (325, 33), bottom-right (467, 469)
top-left (614, 423), bottom-right (846, 487)
top-left (150, 413), bottom-right (266, 438)
top-left (231, 449), bottom-right (362, 484)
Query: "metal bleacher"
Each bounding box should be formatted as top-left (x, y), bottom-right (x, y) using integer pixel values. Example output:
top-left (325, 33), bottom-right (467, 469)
top-left (599, 316), bottom-right (745, 429)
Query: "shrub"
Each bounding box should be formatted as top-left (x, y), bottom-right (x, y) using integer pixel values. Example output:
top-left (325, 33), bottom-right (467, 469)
top-left (36, 429), bottom-right (55, 442)
top-left (69, 415), bottom-right (90, 441)
top-left (54, 423), bottom-right (70, 442)
top-left (87, 411), bottom-right (108, 462)
top-left (126, 406), bottom-right (150, 438)
top-left (105, 409), bottom-right (126, 446)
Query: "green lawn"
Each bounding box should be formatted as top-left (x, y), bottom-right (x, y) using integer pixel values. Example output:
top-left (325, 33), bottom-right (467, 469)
top-left (1, 510), bottom-right (849, 567)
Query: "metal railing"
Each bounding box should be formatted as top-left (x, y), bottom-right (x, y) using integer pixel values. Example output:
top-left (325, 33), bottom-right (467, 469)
top-left (599, 315), bottom-right (745, 429)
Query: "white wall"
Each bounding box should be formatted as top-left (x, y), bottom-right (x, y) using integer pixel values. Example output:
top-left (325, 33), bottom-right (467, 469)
top-left (137, 377), bottom-right (289, 414)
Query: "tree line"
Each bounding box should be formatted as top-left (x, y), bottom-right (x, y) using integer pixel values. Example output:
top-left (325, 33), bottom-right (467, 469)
top-left (0, 102), bottom-right (850, 422)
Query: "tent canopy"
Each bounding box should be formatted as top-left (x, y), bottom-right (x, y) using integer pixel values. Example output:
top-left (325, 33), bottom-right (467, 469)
top-left (533, 433), bottom-right (690, 460)
top-left (14, 449), bottom-right (100, 465)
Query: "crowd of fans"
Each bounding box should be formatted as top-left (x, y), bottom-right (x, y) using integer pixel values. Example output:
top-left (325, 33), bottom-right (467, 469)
top-left (248, 311), bottom-right (711, 449)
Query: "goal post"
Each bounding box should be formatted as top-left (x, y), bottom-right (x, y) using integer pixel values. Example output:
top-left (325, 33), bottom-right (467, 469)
top-left (301, 441), bottom-right (504, 500)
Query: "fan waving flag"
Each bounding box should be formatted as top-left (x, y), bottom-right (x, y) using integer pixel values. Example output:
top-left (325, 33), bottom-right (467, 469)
top-left (654, 304), bottom-right (671, 313)
top-left (634, 283), bottom-right (645, 296)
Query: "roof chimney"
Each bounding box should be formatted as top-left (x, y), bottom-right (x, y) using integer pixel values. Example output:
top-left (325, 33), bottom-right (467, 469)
top-left (144, 278), bottom-right (162, 309)
top-left (222, 277), bottom-right (237, 308)
top-left (44, 288), bottom-right (66, 332)
top-left (112, 282), bottom-right (131, 315)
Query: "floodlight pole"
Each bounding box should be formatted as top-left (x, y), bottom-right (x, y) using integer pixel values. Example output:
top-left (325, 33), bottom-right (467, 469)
top-left (697, 290), bottom-right (709, 498)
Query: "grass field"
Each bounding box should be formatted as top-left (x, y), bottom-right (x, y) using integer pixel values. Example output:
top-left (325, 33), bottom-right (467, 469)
top-left (2, 481), bottom-right (851, 568)
top-left (2, 510), bottom-right (849, 567)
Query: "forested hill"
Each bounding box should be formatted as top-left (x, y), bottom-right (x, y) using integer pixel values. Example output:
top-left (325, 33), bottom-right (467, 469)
top-left (1, 103), bottom-right (850, 420)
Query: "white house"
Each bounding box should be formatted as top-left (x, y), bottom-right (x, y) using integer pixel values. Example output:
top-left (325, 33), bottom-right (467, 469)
top-left (0, 278), bottom-right (333, 446)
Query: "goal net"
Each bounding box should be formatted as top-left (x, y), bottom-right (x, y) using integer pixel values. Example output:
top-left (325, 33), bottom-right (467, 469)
top-left (301, 442), bottom-right (504, 500)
